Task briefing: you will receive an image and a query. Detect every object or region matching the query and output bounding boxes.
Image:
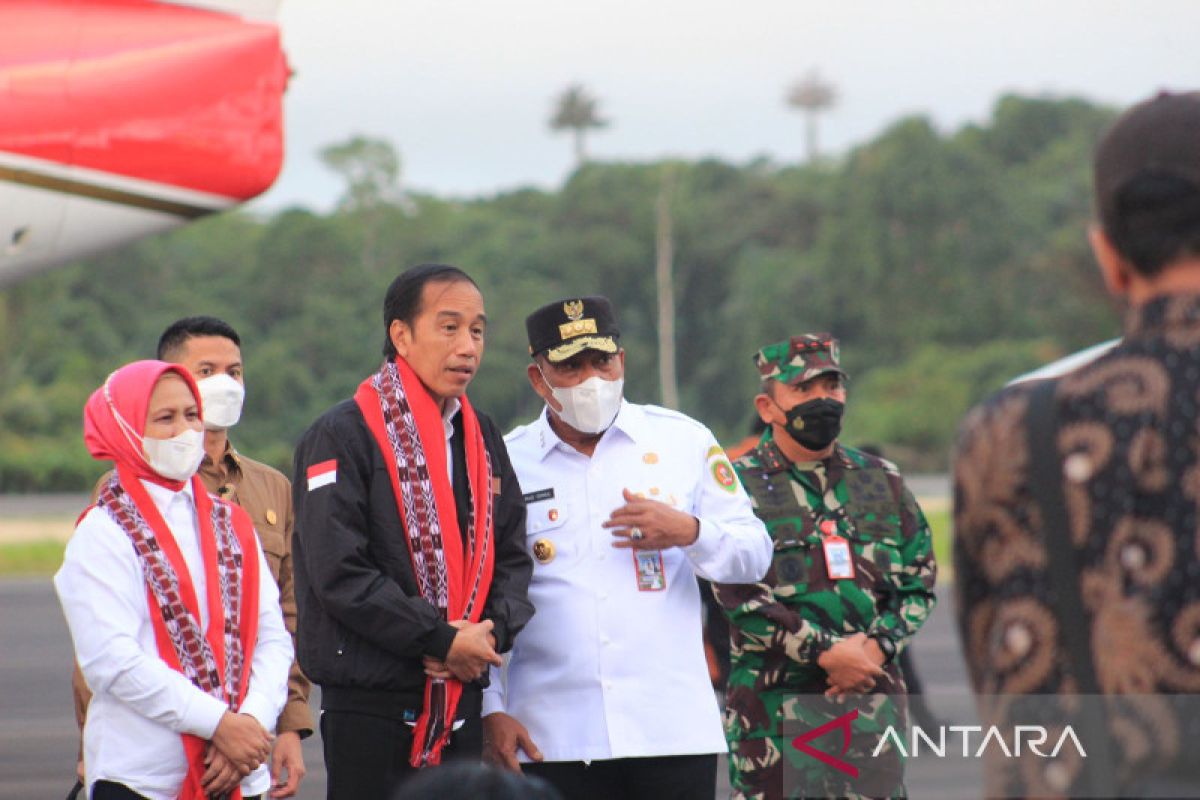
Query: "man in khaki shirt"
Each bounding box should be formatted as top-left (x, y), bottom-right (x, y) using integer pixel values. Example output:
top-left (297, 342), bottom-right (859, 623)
top-left (72, 316), bottom-right (312, 798)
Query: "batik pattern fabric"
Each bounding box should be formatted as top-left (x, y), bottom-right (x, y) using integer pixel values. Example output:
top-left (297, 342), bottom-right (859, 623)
top-left (953, 293), bottom-right (1200, 796)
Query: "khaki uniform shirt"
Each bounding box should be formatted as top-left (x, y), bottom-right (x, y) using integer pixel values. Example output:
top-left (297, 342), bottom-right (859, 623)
top-left (74, 440), bottom-right (313, 736)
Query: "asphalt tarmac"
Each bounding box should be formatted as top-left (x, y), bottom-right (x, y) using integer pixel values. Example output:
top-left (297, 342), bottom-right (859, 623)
top-left (0, 578), bottom-right (968, 799)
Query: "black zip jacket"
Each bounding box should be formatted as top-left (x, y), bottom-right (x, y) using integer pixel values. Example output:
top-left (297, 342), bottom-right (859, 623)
top-left (292, 397), bottom-right (534, 702)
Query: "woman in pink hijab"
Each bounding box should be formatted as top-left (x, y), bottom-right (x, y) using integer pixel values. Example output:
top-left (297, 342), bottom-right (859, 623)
top-left (56, 361), bottom-right (292, 800)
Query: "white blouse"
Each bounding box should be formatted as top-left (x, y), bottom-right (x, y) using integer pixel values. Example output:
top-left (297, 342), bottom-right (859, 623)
top-left (55, 479), bottom-right (292, 799)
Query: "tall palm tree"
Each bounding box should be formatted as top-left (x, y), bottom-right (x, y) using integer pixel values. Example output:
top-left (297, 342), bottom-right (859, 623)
top-left (786, 70), bottom-right (837, 162)
top-left (549, 84), bottom-right (608, 166)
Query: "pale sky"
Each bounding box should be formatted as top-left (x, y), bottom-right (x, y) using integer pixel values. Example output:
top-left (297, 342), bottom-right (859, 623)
top-left (253, 0), bottom-right (1199, 211)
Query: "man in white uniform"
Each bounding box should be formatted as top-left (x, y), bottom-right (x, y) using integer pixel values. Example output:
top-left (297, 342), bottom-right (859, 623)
top-left (482, 296), bottom-right (772, 800)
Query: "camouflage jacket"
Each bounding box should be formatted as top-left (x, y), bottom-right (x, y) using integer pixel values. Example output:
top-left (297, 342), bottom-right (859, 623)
top-left (715, 434), bottom-right (937, 736)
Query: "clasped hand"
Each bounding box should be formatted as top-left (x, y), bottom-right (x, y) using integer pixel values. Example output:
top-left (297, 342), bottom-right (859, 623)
top-left (423, 619), bottom-right (501, 682)
top-left (817, 633), bottom-right (886, 697)
top-left (204, 711), bottom-right (272, 794)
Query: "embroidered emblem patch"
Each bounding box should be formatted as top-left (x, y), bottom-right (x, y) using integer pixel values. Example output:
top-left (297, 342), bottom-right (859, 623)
top-left (711, 460), bottom-right (737, 493)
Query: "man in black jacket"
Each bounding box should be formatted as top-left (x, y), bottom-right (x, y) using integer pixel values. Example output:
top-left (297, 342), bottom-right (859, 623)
top-left (292, 264), bottom-right (534, 798)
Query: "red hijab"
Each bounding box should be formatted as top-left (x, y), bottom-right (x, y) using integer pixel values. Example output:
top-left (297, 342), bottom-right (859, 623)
top-left (84, 360), bottom-right (202, 490)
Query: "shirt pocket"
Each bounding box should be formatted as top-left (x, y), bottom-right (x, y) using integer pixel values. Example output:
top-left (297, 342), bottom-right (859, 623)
top-left (628, 458), bottom-right (694, 512)
top-left (524, 502), bottom-right (581, 575)
top-left (768, 538), bottom-right (816, 588)
top-left (845, 504), bottom-right (905, 575)
top-left (762, 513), bottom-right (815, 587)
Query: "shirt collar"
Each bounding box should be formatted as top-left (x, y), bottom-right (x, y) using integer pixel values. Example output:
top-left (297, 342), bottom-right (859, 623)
top-left (758, 429), bottom-right (855, 473)
top-left (531, 399), bottom-right (637, 460)
top-left (198, 439), bottom-right (241, 496)
top-left (141, 475), bottom-right (196, 510)
top-left (607, 400), bottom-right (642, 444)
top-left (200, 437), bottom-right (241, 474)
top-left (443, 397), bottom-right (462, 427)
top-left (1125, 292), bottom-right (1200, 339)
top-left (529, 410), bottom-right (558, 460)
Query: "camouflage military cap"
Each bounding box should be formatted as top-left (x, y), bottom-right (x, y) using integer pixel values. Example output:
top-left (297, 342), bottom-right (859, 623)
top-left (754, 333), bottom-right (846, 385)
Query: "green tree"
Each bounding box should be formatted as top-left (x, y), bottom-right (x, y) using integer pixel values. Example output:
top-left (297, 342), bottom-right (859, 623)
top-left (0, 94), bottom-right (1129, 487)
top-left (319, 135), bottom-right (401, 211)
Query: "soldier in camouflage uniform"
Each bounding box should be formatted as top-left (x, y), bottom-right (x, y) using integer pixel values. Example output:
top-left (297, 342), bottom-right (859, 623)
top-left (714, 334), bottom-right (938, 799)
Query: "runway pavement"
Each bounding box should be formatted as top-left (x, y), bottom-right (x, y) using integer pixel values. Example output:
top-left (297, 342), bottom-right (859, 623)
top-left (0, 577), bottom-right (968, 799)
top-left (0, 576), bottom-right (328, 800)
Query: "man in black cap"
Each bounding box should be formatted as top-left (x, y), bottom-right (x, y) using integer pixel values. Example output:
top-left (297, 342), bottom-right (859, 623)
top-left (481, 296), bottom-right (772, 800)
top-left (955, 91), bottom-right (1200, 796)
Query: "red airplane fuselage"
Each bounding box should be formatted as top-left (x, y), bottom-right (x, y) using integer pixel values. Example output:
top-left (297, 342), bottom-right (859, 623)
top-left (0, 0), bottom-right (288, 285)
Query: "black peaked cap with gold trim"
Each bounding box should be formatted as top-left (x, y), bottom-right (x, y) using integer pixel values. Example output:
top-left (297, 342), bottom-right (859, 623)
top-left (526, 296), bottom-right (621, 363)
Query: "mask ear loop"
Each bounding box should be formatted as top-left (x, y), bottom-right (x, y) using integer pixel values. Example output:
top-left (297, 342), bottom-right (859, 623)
top-left (535, 362), bottom-right (566, 410)
top-left (103, 372), bottom-right (153, 469)
top-left (769, 394), bottom-right (798, 433)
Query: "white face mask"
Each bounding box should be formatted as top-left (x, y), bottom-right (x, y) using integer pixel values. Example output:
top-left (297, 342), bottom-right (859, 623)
top-left (143, 428), bottom-right (206, 481)
top-left (197, 373), bottom-right (245, 431)
top-left (541, 370), bottom-right (624, 434)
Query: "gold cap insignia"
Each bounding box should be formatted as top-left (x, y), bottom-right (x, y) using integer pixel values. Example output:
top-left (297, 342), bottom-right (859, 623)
top-left (532, 538), bottom-right (556, 564)
top-left (558, 318), bottom-right (598, 339)
top-left (563, 299), bottom-right (584, 320)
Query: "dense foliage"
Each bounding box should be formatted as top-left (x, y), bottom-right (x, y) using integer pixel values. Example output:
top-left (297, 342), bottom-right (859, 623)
top-left (0, 95), bottom-right (1122, 490)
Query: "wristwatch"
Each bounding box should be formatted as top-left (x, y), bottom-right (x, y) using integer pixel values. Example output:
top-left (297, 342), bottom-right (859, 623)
top-left (871, 633), bottom-right (897, 665)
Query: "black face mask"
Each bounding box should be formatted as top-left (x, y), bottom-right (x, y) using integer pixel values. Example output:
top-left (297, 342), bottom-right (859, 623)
top-left (778, 397), bottom-right (844, 451)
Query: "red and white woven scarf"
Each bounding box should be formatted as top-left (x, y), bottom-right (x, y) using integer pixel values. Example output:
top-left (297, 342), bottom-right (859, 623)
top-left (98, 466), bottom-right (261, 800)
top-left (355, 357), bottom-right (495, 767)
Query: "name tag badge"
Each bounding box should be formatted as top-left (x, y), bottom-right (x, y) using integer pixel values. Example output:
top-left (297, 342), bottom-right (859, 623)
top-left (523, 488), bottom-right (554, 504)
top-left (634, 550), bottom-right (667, 592)
top-left (823, 535), bottom-right (855, 581)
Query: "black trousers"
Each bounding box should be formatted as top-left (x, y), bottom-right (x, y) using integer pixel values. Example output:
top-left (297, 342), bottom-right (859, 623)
top-left (522, 753), bottom-right (718, 800)
top-left (320, 709), bottom-right (483, 800)
top-left (90, 781), bottom-right (261, 800)
top-left (90, 783), bottom-right (147, 800)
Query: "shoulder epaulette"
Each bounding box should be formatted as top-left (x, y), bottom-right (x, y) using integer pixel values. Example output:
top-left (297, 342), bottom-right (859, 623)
top-left (640, 404), bottom-right (708, 433)
top-left (504, 423), bottom-right (533, 445)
